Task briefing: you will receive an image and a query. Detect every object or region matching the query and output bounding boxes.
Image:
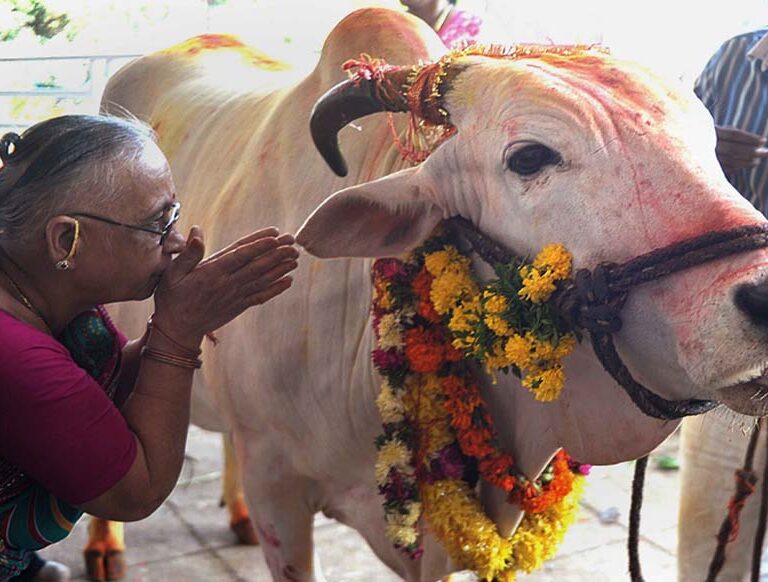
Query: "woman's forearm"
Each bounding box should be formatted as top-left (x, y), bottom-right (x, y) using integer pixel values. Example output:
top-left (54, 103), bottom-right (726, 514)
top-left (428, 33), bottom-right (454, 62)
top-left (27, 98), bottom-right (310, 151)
top-left (125, 326), bottom-right (202, 497)
top-left (115, 328), bottom-right (149, 408)
top-left (78, 325), bottom-right (203, 521)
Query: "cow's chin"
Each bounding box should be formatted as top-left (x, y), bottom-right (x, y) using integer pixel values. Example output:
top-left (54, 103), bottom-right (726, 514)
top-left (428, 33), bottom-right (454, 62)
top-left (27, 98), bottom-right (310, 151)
top-left (716, 376), bottom-right (768, 417)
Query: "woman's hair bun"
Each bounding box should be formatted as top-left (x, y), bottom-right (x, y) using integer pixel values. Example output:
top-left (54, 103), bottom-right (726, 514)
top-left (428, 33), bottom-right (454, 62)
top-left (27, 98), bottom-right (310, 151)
top-left (0, 132), bottom-right (21, 164)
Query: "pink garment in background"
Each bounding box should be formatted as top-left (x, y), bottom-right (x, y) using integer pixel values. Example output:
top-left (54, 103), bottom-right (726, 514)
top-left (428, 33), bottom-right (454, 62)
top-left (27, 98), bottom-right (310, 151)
top-left (437, 8), bottom-right (483, 48)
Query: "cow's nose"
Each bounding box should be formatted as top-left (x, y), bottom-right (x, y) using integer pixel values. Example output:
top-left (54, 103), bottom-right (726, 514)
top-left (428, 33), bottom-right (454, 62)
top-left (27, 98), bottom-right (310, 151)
top-left (735, 281), bottom-right (768, 327)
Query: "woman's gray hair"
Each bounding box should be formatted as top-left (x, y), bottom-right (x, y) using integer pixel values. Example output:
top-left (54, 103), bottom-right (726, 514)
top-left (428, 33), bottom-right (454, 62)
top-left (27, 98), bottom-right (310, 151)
top-left (0, 114), bottom-right (158, 242)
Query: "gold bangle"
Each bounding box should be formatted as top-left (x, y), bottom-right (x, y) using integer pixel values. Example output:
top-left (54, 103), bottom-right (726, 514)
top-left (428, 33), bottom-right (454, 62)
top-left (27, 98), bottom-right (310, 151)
top-left (140, 346), bottom-right (202, 369)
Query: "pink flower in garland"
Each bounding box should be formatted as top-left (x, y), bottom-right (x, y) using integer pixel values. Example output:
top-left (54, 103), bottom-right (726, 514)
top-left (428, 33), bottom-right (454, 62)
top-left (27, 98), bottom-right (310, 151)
top-left (374, 258), bottom-right (407, 280)
top-left (415, 444), bottom-right (466, 483)
top-left (373, 348), bottom-right (406, 371)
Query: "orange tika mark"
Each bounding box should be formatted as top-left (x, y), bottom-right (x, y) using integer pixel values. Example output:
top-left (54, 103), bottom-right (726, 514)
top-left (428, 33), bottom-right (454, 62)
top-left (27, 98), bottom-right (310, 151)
top-left (162, 34), bottom-right (290, 71)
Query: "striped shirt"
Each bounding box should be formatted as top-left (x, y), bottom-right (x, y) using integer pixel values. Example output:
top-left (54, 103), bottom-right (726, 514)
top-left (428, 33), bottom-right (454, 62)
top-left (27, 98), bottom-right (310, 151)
top-left (695, 28), bottom-right (768, 213)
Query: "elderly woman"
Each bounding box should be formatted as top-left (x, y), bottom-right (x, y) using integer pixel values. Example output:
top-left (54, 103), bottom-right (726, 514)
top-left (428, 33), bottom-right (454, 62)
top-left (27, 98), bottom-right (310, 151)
top-left (0, 114), bottom-right (299, 581)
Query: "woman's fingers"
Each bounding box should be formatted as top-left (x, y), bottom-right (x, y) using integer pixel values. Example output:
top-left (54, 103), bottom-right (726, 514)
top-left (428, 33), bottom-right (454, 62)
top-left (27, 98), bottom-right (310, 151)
top-left (204, 227), bottom-right (284, 264)
top-left (241, 259), bottom-right (298, 296)
top-left (234, 245), bottom-right (299, 278)
top-left (205, 237), bottom-right (282, 273)
top-left (245, 276), bottom-right (294, 307)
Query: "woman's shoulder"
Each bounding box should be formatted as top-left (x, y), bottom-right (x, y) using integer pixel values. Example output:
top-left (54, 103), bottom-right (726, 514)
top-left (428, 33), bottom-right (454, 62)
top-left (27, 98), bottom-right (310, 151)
top-left (0, 309), bottom-right (66, 354)
top-left (0, 310), bottom-right (78, 385)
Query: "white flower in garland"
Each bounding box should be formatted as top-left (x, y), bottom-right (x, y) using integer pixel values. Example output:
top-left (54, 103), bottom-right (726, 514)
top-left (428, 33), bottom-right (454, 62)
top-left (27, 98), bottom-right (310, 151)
top-left (377, 312), bottom-right (404, 349)
top-left (376, 379), bottom-right (405, 424)
top-left (375, 439), bottom-right (413, 486)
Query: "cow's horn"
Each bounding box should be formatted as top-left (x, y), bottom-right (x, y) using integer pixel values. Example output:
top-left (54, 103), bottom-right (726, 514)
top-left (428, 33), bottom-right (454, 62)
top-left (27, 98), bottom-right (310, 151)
top-left (310, 69), bottom-right (411, 177)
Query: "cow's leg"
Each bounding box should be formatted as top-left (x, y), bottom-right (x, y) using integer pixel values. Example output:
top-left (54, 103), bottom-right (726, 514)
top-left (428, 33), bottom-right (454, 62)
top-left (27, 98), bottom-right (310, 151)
top-left (236, 435), bottom-right (322, 582)
top-left (221, 433), bottom-right (259, 545)
top-left (678, 413), bottom-right (765, 582)
top-left (83, 518), bottom-right (126, 582)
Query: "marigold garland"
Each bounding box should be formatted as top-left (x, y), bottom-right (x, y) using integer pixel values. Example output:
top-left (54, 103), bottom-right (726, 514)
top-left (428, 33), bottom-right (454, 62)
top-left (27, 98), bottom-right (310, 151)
top-left (371, 231), bottom-right (591, 580)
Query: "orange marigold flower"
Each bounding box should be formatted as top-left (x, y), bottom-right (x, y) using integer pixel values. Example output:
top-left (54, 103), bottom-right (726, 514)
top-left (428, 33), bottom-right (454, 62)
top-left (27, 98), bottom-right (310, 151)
top-left (412, 268), bottom-right (432, 300)
top-left (404, 327), bottom-right (444, 373)
top-left (450, 412), bottom-right (473, 430)
top-left (458, 427), bottom-right (495, 458)
top-left (479, 455), bottom-right (516, 492)
top-left (444, 343), bottom-right (464, 362)
top-left (417, 299), bottom-right (442, 323)
top-left (519, 451), bottom-right (576, 513)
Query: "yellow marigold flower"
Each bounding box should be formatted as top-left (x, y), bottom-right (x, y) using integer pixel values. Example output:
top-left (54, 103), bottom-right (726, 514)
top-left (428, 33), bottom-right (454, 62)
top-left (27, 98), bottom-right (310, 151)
top-left (553, 334), bottom-right (577, 359)
top-left (452, 336), bottom-right (476, 352)
top-left (449, 295), bottom-right (481, 332)
top-left (485, 314), bottom-right (511, 337)
top-left (403, 501), bottom-right (423, 526)
top-left (449, 305), bottom-right (478, 334)
top-left (424, 250), bottom-right (451, 277)
top-left (523, 365), bottom-right (566, 402)
top-left (418, 453), bottom-right (585, 581)
top-left (509, 477), bottom-right (584, 573)
top-left (431, 269), bottom-right (477, 315)
top-left (377, 313), bottom-right (404, 350)
top-left (533, 243), bottom-right (572, 280)
top-left (402, 375), bottom-right (453, 453)
top-left (518, 266), bottom-right (557, 303)
top-left (375, 440), bottom-right (412, 486)
top-left (424, 246), bottom-right (466, 277)
top-left (531, 338), bottom-right (555, 362)
top-left (483, 291), bottom-right (508, 314)
top-left (505, 333), bottom-right (534, 368)
top-left (385, 501), bottom-right (422, 528)
top-left (375, 280), bottom-right (393, 310)
top-left (385, 523), bottom-right (419, 547)
top-left (422, 480), bottom-right (514, 580)
top-left (376, 380), bottom-right (405, 424)
top-left (484, 340), bottom-right (513, 370)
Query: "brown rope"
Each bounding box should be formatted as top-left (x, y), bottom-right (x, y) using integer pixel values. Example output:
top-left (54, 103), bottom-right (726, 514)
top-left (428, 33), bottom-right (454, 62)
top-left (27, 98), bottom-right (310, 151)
top-left (751, 419), bottom-right (768, 582)
top-left (629, 456), bottom-right (648, 582)
top-left (447, 217), bottom-right (768, 420)
top-left (706, 420), bottom-right (762, 581)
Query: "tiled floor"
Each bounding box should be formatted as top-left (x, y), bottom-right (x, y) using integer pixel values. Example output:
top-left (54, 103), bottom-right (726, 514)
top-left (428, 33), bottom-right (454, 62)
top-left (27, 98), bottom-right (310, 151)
top-left (38, 426), bottom-right (688, 581)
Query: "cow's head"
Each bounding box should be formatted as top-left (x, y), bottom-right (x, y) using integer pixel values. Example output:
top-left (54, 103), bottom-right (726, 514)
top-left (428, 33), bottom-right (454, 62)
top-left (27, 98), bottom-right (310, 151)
top-left (297, 46), bottom-right (768, 422)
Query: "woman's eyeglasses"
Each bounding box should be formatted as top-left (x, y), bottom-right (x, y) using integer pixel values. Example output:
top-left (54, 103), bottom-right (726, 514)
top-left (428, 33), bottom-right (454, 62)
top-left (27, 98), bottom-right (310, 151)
top-left (68, 201), bottom-right (181, 245)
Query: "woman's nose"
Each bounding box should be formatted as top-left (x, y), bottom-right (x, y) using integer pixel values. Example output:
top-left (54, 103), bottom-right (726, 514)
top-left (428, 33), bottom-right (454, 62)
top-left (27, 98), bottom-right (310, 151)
top-left (162, 228), bottom-right (186, 254)
top-left (735, 281), bottom-right (768, 327)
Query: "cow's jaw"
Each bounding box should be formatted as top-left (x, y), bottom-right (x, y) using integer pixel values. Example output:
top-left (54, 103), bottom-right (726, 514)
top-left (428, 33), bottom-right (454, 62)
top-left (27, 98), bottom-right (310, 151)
top-left (713, 364), bottom-right (768, 416)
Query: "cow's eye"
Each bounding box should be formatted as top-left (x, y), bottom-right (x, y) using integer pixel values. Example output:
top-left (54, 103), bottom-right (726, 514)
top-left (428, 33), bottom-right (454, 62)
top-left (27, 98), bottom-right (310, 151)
top-left (506, 144), bottom-right (561, 176)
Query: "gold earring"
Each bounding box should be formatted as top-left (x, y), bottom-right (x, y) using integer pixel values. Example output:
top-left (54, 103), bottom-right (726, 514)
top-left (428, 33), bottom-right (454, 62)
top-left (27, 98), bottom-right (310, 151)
top-left (56, 219), bottom-right (79, 272)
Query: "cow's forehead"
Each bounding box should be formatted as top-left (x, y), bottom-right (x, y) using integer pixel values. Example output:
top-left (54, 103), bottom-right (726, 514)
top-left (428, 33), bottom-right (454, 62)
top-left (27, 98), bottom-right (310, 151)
top-left (444, 53), bottom-right (692, 135)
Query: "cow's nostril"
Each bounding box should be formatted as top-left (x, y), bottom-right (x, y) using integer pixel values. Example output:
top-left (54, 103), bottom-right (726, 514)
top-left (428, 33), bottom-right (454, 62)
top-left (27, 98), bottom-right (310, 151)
top-left (735, 282), bottom-right (768, 327)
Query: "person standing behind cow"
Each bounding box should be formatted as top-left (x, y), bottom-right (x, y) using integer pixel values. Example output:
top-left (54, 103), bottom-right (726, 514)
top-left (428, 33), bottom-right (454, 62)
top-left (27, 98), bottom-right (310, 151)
top-left (400, 0), bottom-right (485, 47)
top-left (676, 27), bottom-right (768, 581)
top-left (695, 26), bottom-right (768, 212)
top-left (0, 114), bottom-right (299, 582)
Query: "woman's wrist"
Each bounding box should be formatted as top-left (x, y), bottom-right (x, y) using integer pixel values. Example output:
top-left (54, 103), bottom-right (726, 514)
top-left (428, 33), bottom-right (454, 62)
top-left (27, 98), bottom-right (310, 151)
top-left (147, 313), bottom-right (204, 354)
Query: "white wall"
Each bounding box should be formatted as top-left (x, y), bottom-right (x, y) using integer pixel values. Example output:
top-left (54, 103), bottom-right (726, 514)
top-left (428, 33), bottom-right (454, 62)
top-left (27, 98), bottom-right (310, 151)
top-left (464, 0), bottom-right (767, 83)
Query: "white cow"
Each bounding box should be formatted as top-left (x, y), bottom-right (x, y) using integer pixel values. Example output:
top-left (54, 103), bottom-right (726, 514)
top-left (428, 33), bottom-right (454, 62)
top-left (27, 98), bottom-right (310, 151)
top-left (98, 8), bottom-right (768, 581)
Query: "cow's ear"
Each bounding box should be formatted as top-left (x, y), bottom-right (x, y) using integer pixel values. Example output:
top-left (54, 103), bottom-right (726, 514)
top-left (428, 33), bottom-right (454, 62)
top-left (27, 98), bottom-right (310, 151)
top-left (296, 167), bottom-right (444, 258)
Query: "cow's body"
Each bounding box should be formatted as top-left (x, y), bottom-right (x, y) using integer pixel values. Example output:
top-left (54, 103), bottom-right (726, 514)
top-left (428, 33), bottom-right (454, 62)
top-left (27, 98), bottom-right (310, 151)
top-left (101, 9), bottom-right (768, 581)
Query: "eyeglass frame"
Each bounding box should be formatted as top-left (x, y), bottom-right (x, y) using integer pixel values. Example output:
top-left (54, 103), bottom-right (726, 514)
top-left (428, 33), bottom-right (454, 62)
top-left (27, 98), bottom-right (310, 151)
top-left (66, 201), bottom-right (181, 245)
